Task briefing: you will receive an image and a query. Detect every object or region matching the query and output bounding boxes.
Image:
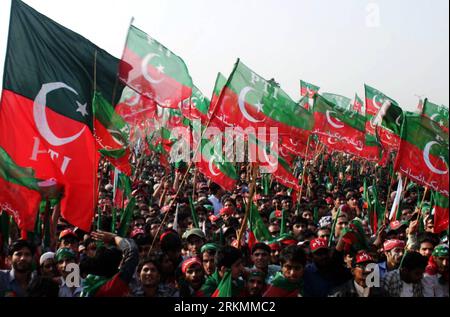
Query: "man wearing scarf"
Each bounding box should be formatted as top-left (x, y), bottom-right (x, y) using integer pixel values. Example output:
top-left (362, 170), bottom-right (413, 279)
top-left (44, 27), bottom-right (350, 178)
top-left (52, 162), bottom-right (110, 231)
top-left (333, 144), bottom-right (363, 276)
top-left (423, 245), bottom-right (449, 297)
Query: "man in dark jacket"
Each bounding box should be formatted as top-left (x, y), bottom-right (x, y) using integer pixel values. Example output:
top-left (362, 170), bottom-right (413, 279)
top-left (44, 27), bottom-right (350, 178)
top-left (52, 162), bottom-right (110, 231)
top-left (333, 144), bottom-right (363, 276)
top-left (329, 250), bottom-right (385, 297)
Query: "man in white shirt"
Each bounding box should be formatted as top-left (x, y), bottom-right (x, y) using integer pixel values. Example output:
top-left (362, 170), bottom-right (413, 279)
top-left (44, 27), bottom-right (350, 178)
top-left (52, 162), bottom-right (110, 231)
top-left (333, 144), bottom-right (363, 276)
top-left (208, 183), bottom-right (224, 216)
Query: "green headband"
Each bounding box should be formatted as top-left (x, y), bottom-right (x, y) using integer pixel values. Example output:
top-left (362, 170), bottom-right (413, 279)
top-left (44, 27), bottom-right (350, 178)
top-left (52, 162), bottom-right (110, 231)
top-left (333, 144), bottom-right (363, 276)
top-left (200, 243), bottom-right (220, 253)
top-left (433, 245), bottom-right (449, 257)
top-left (55, 248), bottom-right (76, 262)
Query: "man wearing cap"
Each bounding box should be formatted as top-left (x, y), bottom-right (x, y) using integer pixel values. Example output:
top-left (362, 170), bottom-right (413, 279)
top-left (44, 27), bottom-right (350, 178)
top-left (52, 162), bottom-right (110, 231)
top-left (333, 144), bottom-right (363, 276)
top-left (182, 228), bottom-right (206, 258)
top-left (329, 250), bottom-right (385, 297)
top-left (250, 243), bottom-right (280, 285)
top-left (245, 269), bottom-right (267, 297)
top-left (0, 240), bottom-right (36, 297)
top-left (303, 238), bottom-right (352, 297)
top-left (39, 252), bottom-right (56, 279)
top-left (382, 251), bottom-right (428, 297)
top-left (197, 246), bottom-right (245, 297)
top-left (378, 239), bottom-right (405, 280)
top-left (58, 229), bottom-right (80, 254)
top-left (386, 220), bottom-right (408, 241)
top-left (178, 257), bottom-right (205, 297)
top-left (55, 248), bottom-right (82, 297)
top-left (200, 243), bottom-right (219, 277)
top-left (423, 245), bottom-right (449, 297)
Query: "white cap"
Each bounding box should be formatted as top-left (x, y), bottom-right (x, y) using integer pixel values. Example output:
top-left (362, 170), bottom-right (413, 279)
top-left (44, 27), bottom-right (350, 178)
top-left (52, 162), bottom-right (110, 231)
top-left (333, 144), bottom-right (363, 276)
top-left (39, 252), bottom-right (55, 265)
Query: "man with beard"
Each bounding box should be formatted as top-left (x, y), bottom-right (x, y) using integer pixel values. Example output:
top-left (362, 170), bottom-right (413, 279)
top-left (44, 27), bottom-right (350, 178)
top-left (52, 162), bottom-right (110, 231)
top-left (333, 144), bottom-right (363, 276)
top-left (0, 240), bottom-right (36, 297)
top-left (303, 238), bottom-right (352, 297)
top-left (378, 239), bottom-right (405, 279)
top-left (245, 269), bottom-right (266, 297)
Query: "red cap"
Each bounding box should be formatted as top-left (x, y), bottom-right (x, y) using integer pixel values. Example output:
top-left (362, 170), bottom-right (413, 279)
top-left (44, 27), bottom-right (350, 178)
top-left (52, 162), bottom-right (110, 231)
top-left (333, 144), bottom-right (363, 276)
top-left (219, 206), bottom-right (234, 216)
top-left (389, 220), bottom-right (404, 231)
top-left (354, 250), bottom-right (374, 265)
top-left (280, 239), bottom-right (297, 246)
top-left (208, 215), bottom-right (219, 223)
top-left (383, 239), bottom-right (405, 252)
top-left (59, 229), bottom-right (78, 241)
top-left (325, 197), bottom-right (334, 205)
top-left (268, 243), bottom-right (281, 251)
top-left (181, 257), bottom-right (202, 274)
top-left (310, 238), bottom-right (328, 252)
top-left (130, 228), bottom-right (145, 239)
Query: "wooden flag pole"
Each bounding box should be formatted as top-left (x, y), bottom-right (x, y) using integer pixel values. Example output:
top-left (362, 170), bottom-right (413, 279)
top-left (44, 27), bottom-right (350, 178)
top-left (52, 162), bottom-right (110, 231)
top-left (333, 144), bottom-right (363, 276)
top-left (237, 163), bottom-right (258, 248)
top-left (296, 135), bottom-right (311, 215)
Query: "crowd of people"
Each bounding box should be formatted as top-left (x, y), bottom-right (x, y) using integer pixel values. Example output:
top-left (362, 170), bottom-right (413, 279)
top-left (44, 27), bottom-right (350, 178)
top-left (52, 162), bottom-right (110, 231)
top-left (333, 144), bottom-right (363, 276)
top-left (0, 152), bottom-right (448, 297)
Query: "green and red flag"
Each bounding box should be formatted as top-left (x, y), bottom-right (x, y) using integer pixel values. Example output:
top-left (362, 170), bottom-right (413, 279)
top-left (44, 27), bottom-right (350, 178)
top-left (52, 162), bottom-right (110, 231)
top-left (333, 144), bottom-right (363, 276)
top-left (300, 80), bottom-right (320, 98)
top-left (208, 72), bottom-right (229, 130)
top-left (115, 86), bottom-right (157, 127)
top-left (353, 94), bottom-right (364, 114)
top-left (322, 93), bottom-right (352, 111)
top-left (364, 84), bottom-right (402, 150)
top-left (312, 94), bottom-right (366, 152)
top-left (0, 146), bottom-right (43, 231)
top-left (180, 85), bottom-right (210, 124)
top-left (119, 25), bottom-right (193, 109)
top-left (194, 138), bottom-right (238, 191)
top-left (211, 270), bottom-right (233, 297)
top-left (248, 135), bottom-right (300, 192)
top-left (216, 59), bottom-right (313, 141)
top-left (248, 202), bottom-right (271, 245)
top-left (394, 113), bottom-right (449, 197)
top-left (433, 191), bottom-right (449, 234)
top-left (421, 99), bottom-right (449, 133)
top-left (0, 0), bottom-right (121, 232)
top-left (113, 171), bottom-right (132, 210)
top-left (93, 92), bottom-right (132, 176)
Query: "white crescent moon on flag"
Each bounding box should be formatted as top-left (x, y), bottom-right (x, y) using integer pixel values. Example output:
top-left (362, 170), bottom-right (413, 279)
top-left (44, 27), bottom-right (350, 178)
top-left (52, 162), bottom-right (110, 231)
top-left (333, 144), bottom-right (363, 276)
top-left (430, 113), bottom-right (440, 122)
top-left (209, 156), bottom-right (221, 176)
top-left (354, 141), bottom-right (364, 151)
top-left (142, 53), bottom-right (164, 84)
top-left (289, 138), bottom-right (299, 146)
top-left (262, 149), bottom-right (278, 168)
top-left (423, 141), bottom-right (448, 175)
top-left (327, 137), bottom-right (338, 145)
top-left (326, 110), bottom-right (345, 129)
top-left (395, 115), bottom-right (402, 126)
top-left (126, 92), bottom-right (141, 107)
top-left (238, 87), bottom-right (263, 123)
top-left (33, 82), bottom-right (86, 147)
top-left (372, 94), bottom-right (382, 110)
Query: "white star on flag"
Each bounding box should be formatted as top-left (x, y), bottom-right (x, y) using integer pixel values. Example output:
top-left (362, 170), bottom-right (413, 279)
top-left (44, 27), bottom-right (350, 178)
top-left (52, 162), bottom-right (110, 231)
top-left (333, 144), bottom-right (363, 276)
top-left (156, 65), bottom-right (165, 74)
top-left (254, 102), bottom-right (263, 113)
top-left (76, 101), bottom-right (88, 117)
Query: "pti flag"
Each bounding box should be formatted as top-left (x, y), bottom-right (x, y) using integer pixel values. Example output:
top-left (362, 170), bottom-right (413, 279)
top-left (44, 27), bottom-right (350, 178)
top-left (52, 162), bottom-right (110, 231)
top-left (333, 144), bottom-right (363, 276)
top-left (0, 0), bottom-right (121, 231)
top-left (119, 25), bottom-right (193, 109)
top-left (395, 113), bottom-right (449, 197)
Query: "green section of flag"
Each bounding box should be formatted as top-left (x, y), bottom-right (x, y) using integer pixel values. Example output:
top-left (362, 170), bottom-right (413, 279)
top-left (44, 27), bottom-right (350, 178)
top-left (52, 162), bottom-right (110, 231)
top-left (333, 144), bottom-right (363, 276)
top-left (125, 25), bottom-right (192, 88)
top-left (422, 99), bottom-right (449, 131)
top-left (0, 146), bottom-right (41, 191)
top-left (227, 59), bottom-right (314, 131)
top-left (322, 93), bottom-right (352, 111)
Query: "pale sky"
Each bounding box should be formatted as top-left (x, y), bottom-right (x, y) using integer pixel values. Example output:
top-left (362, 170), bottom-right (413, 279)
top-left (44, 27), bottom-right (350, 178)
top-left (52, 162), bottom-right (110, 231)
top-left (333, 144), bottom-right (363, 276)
top-left (0, 0), bottom-right (449, 111)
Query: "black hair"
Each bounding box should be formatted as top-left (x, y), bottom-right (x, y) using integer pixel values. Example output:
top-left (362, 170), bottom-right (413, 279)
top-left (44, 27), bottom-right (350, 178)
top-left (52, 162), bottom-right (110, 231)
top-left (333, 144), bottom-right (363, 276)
top-left (417, 232), bottom-right (440, 248)
top-left (290, 215), bottom-right (308, 226)
top-left (88, 246), bottom-right (123, 278)
top-left (215, 246), bottom-right (242, 270)
top-left (209, 183), bottom-right (221, 195)
top-left (137, 256), bottom-right (162, 275)
top-left (8, 239), bottom-right (35, 256)
top-left (279, 245), bottom-right (307, 267)
top-left (27, 277), bottom-right (59, 297)
top-left (251, 243), bottom-right (271, 255)
top-left (160, 230), bottom-right (182, 252)
top-left (401, 252), bottom-right (428, 271)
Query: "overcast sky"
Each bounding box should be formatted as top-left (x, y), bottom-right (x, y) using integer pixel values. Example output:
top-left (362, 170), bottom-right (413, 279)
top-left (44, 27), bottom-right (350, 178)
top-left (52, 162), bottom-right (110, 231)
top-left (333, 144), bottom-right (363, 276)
top-left (0, 0), bottom-right (448, 111)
